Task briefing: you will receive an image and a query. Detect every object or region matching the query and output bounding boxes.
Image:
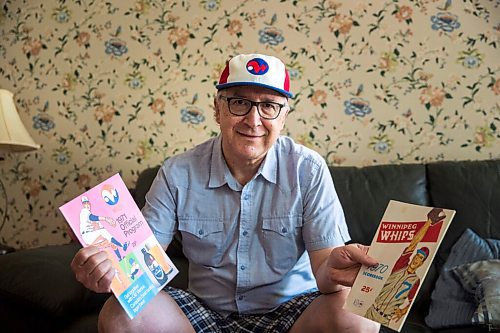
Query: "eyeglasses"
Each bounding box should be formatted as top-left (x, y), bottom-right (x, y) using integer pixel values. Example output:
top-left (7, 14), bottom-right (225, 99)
top-left (219, 96), bottom-right (286, 120)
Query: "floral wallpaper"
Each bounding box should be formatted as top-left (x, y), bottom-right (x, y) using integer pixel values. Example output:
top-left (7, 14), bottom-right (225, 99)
top-left (0, 0), bottom-right (498, 249)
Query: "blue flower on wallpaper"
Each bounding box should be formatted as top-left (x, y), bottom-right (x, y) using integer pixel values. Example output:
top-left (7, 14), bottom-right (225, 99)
top-left (52, 147), bottom-right (72, 165)
top-left (462, 55), bottom-right (480, 68)
top-left (104, 38), bottom-right (128, 56)
top-left (373, 141), bottom-right (390, 153)
top-left (457, 49), bottom-right (483, 69)
top-left (52, 6), bottom-right (70, 23)
top-left (431, 12), bottom-right (461, 32)
top-left (344, 97), bottom-right (372, 117)
top-left (181, 106), bottom-right (205, 124)
top-left (201, 0), bottom-right (220, 11)
top-left (33, 114), bottom-right (55, 132)
top-left (259, 27), bottom-right (285, 46)
top-left (288, 68), bottom-right (302, 80)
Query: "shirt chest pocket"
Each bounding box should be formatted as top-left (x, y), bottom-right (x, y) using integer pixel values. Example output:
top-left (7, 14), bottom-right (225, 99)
top-left (178, 218), bottom-right (224, 266)
top-left (261, 215), bottom-right (304, 273)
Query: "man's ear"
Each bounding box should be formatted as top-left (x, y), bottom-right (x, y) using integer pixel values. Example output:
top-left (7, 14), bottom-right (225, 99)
top-left (214, 96), bottom-right (221, 124)
top-left (278, 106), bottom-right (290, 130)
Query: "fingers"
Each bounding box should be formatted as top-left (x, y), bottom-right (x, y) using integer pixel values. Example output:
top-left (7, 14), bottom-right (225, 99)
top-left (71, 246), bottom-right (114, 293)
top-left (329, 244), bottom-right (377, 269)
top-left (347, 244), bottom-right (378, 267)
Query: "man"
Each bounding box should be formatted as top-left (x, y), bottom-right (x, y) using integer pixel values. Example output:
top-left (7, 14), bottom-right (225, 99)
top-left (365, 208), bottom-right (446, 325)
top-left (71, 53), bottom-right (380, 333)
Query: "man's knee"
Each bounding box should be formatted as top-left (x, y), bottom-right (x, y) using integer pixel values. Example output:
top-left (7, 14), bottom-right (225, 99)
top-left (301, 290), bottom-right (380, 333)
top-left (98, 296), bottom-right (127, 333)
top-left (98, 292), bottom-right (195, 333)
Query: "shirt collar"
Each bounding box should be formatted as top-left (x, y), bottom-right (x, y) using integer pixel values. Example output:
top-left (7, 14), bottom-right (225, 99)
top-left (259, 143), bottom-right (278, 184)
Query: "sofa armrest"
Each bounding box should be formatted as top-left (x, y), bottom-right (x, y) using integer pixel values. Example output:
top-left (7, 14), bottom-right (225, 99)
top-left (0, 242), bottom-right (109, 317)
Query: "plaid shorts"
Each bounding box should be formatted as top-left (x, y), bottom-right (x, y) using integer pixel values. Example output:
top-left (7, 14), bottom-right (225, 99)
top-left (163, 286), bottom-right (321, 333)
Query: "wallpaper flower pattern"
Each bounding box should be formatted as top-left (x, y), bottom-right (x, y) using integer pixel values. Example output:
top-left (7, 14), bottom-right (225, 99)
top-left (0, 0), bottom-right (498, 249)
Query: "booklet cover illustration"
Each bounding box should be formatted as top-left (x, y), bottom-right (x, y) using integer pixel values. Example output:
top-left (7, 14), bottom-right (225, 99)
top-left (343, 200), bottom-right (455, 332)
top-left (59, 173), bottom-right (178, 319)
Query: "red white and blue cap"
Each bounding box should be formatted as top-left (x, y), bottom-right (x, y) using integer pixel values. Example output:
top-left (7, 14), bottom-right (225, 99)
top-left (216, 53), bottom-right (293, 98)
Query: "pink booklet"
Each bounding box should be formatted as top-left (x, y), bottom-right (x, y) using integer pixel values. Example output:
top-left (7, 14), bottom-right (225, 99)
top-left (59, 173), bottom-right (178, 319)
top-left (343, 200), bottom-right (455, 332)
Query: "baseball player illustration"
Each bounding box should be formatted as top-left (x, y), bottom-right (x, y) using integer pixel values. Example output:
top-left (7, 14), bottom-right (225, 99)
top-left (79, 196), bottom-right (129, 261)
top-left (365, 208), bottom-right (446, 325)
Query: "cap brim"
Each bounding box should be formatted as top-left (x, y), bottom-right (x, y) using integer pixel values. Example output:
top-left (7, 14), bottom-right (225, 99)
top-left (216, 82), bottom-right (293, 98)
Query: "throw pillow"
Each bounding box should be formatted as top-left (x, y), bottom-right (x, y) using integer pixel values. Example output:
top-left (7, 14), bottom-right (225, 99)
top-left (425, 228), bottom-right (500, 328)
top-left (452, 259), bottom-right (500, 329)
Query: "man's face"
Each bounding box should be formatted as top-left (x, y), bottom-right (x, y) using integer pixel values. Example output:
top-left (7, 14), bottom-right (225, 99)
top-left (214, 85), bottom-right (289, 165)
top-left (409, 253), bottom-right (426, 271)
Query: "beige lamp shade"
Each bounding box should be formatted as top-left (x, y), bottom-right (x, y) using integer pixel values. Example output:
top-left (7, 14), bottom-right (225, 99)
top-left (0, 89), bottom-right (40, 153)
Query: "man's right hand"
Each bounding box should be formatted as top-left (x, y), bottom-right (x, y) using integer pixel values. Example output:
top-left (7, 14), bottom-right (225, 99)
top-left (70, 246), bottom-right (114, 293)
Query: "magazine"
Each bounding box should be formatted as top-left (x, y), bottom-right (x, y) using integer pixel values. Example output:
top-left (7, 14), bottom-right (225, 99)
top-left (343, 200), bottom-right (455, 332)
top-left (59, 173), bottom-right (178, 319)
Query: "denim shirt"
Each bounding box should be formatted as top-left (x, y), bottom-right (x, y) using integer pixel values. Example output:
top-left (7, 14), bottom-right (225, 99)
top-left (143, 135), bottom-right (350, 316)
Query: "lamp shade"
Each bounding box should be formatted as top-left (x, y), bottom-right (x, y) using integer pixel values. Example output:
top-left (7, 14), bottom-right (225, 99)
top-left (0, 89), bottom-right (40, 153)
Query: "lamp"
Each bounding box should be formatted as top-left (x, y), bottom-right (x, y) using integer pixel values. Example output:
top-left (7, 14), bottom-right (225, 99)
top-left (0, 89), bottom-right (40, 254)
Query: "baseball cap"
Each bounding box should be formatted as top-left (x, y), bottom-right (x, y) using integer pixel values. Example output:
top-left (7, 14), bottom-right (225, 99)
top-left (81, 196), bottom-right (89, 203)
top-left (417, 247), bottom-right (430, 259)
top-left (216, 53), bottom-right (293, 98)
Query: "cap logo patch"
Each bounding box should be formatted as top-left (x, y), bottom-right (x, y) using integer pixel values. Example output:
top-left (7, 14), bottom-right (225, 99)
top-left (246, 58), bottom-right (269, 75)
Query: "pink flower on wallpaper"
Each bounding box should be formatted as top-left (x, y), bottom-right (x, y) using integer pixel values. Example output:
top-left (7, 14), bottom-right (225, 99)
top-left (227, 20), bottom-right (243, 35)
top-left (168, 27), bottom-right (190, 47)
top-left (395, 6), bottom-right (413, 22)
top-left (23, 179), bottom-right (42, 197)
top-left (77, 174), bottom-right (91, 189)
top-left (150, 98), bottom-right (166, 113)
top-left (94, 105), bottom-right (116, 123)
top-left (22, 38), bottom-right (43, 56)
top-left (311, 90), bottom-right (327, 106)
top-left (329, 14), bottom-right (353, 34)
top-left (76, 32), bottom-right (91, 47)
top-left (419, 85), bottom-right (445, 107)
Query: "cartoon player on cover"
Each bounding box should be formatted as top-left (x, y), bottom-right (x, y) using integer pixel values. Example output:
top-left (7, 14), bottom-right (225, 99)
top-left (79, 196), bottom-right (129, 261)
top-left (128, 257), bottom-right (141, 280)
top-left (365, 208), bottom-right (446, 325)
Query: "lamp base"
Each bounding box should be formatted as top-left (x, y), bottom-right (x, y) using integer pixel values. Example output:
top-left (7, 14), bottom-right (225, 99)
top-left (0, 243), bottom-right (15, 255)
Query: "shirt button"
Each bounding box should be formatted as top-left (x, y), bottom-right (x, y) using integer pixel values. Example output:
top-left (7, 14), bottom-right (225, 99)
top-left (240, 265), bottom-right (246, 271)
top-left (242, 230), bottom-right (248, 236)
top-left (281, 227), bottom-right (288, 233)
top-left (243, 194), bottom-right (250, 200)
top-left (198, 229), bottom-right (204, 235)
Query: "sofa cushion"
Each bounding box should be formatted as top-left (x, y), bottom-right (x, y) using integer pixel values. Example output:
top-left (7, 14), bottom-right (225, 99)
top-left (330, 163), bottom-right (429, 245)
top-left (426, 228), bottom-right (500, 328)
top-left (0, 242), bottom-right (109, 317)
top-left (426, 159), bottom-right (500, 269)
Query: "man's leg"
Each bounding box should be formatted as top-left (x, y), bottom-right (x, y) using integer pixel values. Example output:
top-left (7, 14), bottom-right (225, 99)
top-left (288, 288), bottom-right (380, 333)
top-left (98, 290), bottom-right (195, 333)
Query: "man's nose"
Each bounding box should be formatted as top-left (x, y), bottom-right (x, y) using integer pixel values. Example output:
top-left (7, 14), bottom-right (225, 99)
top-left (244, 105), bottom-right (262, 126)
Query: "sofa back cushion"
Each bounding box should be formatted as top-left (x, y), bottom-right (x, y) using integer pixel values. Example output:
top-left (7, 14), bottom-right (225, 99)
top-left (134, 166), bottom-right (161, 209)
top-left (330, 164), bottom-right (429, 245)
top-left (426, 159), bottom-right (500, 269)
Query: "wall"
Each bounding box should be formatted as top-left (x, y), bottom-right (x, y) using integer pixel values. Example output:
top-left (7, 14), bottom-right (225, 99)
top-left (0, 0), bottom-right (498, 249)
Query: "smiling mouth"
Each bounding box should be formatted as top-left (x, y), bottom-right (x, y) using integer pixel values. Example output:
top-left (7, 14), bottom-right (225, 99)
top-left (237, 131), bottom-right (264, 138)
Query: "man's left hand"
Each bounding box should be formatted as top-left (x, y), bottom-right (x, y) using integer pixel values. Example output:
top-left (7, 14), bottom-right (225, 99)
top-left (326, 244), bottom-right (378, 286)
